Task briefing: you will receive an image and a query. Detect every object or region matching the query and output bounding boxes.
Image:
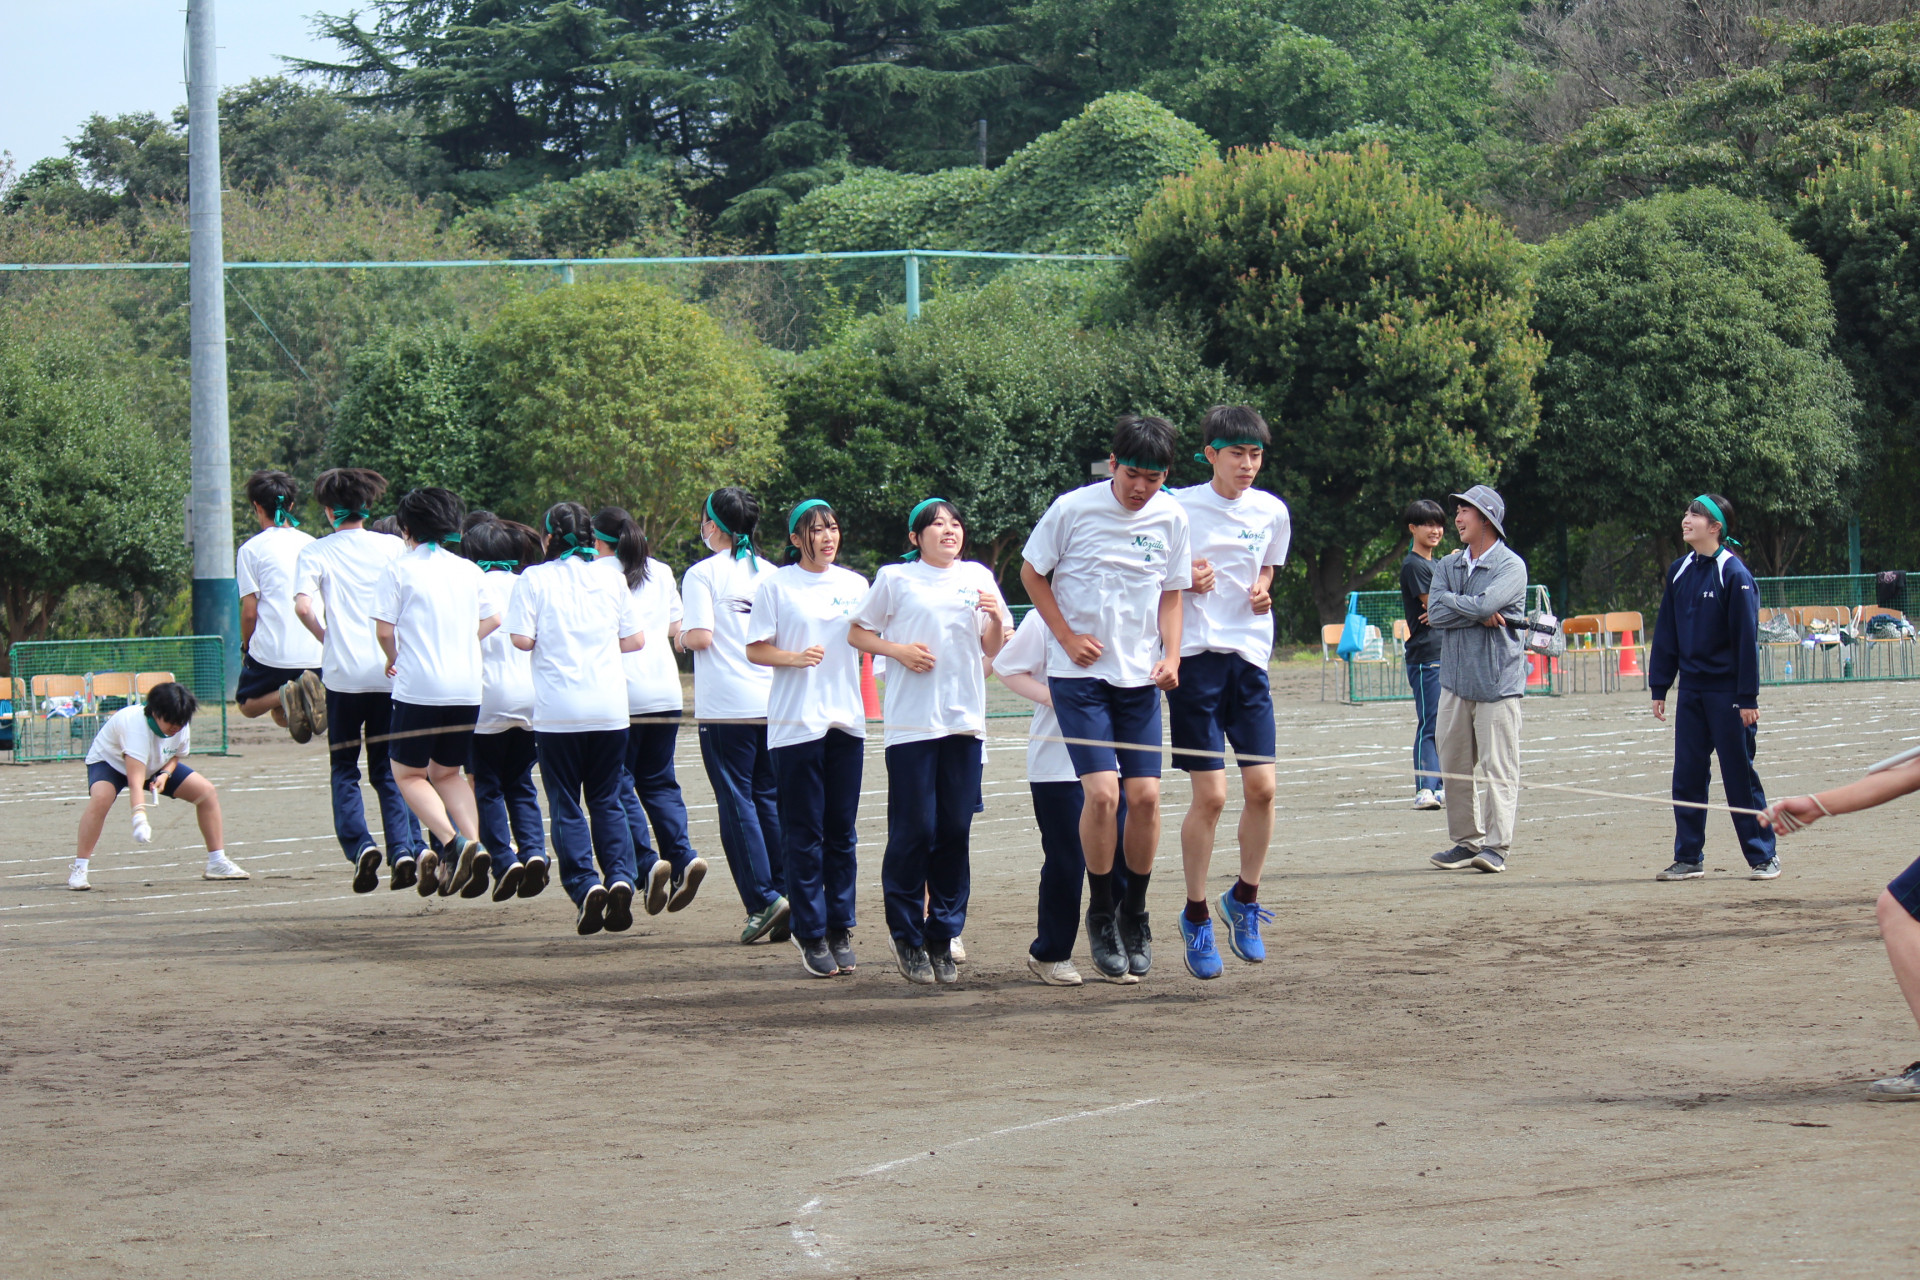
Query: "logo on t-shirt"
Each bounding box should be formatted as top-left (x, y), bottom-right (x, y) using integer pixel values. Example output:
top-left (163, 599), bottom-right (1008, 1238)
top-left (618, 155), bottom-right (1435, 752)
top-left (1236, 528), bottom-right (1266, 545)
top-left (1130, 534), bottom-right (1166, 562)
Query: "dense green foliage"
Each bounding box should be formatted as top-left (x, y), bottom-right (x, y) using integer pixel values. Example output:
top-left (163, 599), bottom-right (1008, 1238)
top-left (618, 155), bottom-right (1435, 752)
top-left (1519, 189), bottom-right (1858, 575)
top-left (328, 323), bottom-right (503, 508)
top-left (1129, 144), bottom-right (1546, 620)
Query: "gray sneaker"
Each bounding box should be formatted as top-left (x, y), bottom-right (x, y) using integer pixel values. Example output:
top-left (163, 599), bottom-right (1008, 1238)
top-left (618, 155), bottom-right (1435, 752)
top-left (1750, 858), bottom-right (1782, 880)
top-left (1471, 850), bottom-right (1506, 873)
top-left (1656, 861), bottom-right (1705, 881)
top-left (928, 946), bottom-right (959, 984)
top-left (893, 938), bottom-right (935, 985)
top-left (1430, 846), bottom-right (1477, 871)
top-left (1867, 1061), bottom-right (1920, 1101)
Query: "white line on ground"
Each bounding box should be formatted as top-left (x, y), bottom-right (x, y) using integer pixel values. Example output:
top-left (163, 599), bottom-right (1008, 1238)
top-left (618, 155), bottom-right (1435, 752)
top-left (852, 1097), bottom-right (1160, 1178)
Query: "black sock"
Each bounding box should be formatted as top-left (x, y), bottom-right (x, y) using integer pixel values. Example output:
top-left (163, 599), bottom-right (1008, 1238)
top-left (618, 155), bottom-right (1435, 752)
top-left (1087, 869), bottom-right (1115, 912)
top-left (1123, 870), bottom-right (1151, 915)
top-left (1184, 898), bottom-right (1209, 924)
top-left (1232, 879), bottom-right (1258, 905)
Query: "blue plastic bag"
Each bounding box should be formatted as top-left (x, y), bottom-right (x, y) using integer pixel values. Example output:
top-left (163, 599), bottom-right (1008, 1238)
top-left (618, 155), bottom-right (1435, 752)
top-left (1337, 593), bottom-right (1368, 659)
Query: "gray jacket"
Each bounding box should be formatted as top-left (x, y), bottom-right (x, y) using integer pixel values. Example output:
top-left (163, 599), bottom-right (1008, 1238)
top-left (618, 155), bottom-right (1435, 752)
top-left (1426, 540), bottom-right (1528, 702)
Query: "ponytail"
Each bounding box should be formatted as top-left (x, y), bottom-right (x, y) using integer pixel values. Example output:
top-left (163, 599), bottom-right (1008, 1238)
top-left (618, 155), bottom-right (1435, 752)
top-left (591, 506), bottom-right (650, 589)
top-left (704, 487), bottom-right (762, 565)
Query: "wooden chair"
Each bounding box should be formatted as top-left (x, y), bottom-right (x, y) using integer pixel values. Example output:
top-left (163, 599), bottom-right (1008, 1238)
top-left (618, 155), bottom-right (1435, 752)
top-left (1391, 618), bottom-right (1410, 659)
top-left (89, 672), bottom-right (136, 706)
top-left (1320, 623), bottom-right (1346, 702)
top-left (1601, 611), bottom-right (1647, 692)
top-left (1559, 615), bottom-right (1604, 692)
top-left (30, 674), bottom-right (85, 704)
top-left (135, 672), bottom-right (177, 698)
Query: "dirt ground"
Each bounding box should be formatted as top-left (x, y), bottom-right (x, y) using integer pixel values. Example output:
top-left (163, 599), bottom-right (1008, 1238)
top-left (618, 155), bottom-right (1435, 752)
top-left (3, 666), bottom-right (1919, 1278)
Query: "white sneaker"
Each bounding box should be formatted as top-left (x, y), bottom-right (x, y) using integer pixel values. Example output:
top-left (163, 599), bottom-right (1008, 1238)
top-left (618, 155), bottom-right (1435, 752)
top-left (1413, 789), bottom-right (1441, 811)
top-left (1026, 955), bottom-right (1084, 986)
top-left (204, 854), bottom-right (250, 881)
top-left (67, 859), bottom-right (91, 891)
top-left (949, 934), bottom-right (967, 963)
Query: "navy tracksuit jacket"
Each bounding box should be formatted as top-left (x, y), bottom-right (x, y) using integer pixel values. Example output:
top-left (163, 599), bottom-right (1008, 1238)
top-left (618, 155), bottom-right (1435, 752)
top-left (1648, 548), bottom-right (1776, 867)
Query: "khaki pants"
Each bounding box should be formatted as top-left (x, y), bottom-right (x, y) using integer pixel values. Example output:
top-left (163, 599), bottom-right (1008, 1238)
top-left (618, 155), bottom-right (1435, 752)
top-left (1436, 690), bottom-right (1522, 854)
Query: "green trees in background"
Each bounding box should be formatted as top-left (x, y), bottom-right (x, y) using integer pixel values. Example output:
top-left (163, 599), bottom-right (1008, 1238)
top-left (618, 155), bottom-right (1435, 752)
top-left (328, 323), bottom-right (499, 507)
top-left (1129, 144), bottom-right (1546, 621)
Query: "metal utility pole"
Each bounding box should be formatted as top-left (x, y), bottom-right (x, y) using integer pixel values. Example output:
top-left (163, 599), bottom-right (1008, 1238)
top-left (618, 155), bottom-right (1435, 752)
top-left (187, 0), bottom-right (239, 695)
top-left (977, 118), bottom-right (988, 168)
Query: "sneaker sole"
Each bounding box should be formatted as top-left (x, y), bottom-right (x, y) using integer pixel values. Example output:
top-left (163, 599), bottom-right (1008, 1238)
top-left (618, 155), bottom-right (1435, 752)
top-left (1656, 869), bottom-right (1706, 881)
top-left (604, 883), bottom-right (635, 932)
top-left (352, 849), bottom-right (381, 894)
top-left (1471, 857), bottom-right (1505, 873)
top-left (519, 859), bottom-right (549, 898)
top-left (1026, 956), bottom-right (1083, 986)
top-left (1867, 1088), bottom-right (1920, 1101)
top-left (643, 861), bottom-right (672, 915)
top-left (577, 887), bottom-right (607, 936)
top-left (1182, 952), bottom-right (1223, 980)
top-left (299, 671), bottom-right (327, 733)
top-left (1430, 858), bottom-right (1476, 871)
top-left (416, 851), bottom-right (440, 897)
top-left (445, 843), bottom-right (481, 897)
top-left (389, 860), bottom-right (417, 891)
top-left (68, 881), bottom-right (91, 892)
top-left (280, 679), bottom-right (313, 744)
top-left (204, 868), bottom-right (251, 880)
top-left (491, 863), bottom-right (524, 902)
top-left (666, 858), bottom-right (706, 912)
top-left (1750, 869), bottom-right (1782, 880)
top-left (794, 936), bottom-right (839, 978)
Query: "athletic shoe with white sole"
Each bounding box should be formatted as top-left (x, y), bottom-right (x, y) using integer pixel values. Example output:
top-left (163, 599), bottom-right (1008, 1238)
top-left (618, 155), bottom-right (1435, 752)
top-left (352, 847), bottom-right (382, 894)
top-left (1656, 861), bottom-right (1705, 881)
top-left (796, 935), bottom-right (839, 978)
top-left (204, 853), bottom-right (249, 881)
top-left (280, 679), bottom-right (314, 744)
top-left (1085, 906), bottom-right (1137, 983)
top-left (446, 837), bottom-right (488, 898)
top-left (1867, 1061), bottom-right (1920, 1101)
top-left (826, 927), bottom-right (857, 973)
top-left (1750, 858), bottom-right (1782, 880)
top-left (298, 671), bottom-right (327, 734)
top-left (415, 849), bottom-right (441, 897)
top-left (740, 896), bottom-right (790, 944)
top-left (949, 935), bottom-right (967, 964)
top-left (67, 859), bottom-right (90, 891)
top-left (1430, 846), bottom-right (1477, 870)
top-left (929, 946), bottom-right (959, 984)
top-left (389, 856), bottom-right (417, 892)
top-left (604, 881), bottom-right (635, 932)
top-left (1413, 788), bottom-right (1442, 811)
top-left (1026, 955), bottom-right (1084, 986)
top-left (667, 857), bottom-right (706, 911)
top-left (1218, 891), bottom-right (1274, 963)
top-left (576, 885), bottom-right (608, 936)
top-left (491, 862), bottom-right (523, 902)
top-left (643, 859), bottom-right (672, 915)
top-left (1179, 913), bottom-right (1223, 980)
top-left (1471, 850), bottom-right (1506, 873)
top-left (892, 938), bottom-right (935, 985)
top-left (518, 855), bottom-right (549, 898)
top-left (1118, 908), bottom-right (1152, 977)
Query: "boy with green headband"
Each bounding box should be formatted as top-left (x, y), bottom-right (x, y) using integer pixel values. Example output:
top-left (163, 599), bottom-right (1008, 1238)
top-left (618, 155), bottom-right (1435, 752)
top-left (234, 470), bottom-right (326, 743)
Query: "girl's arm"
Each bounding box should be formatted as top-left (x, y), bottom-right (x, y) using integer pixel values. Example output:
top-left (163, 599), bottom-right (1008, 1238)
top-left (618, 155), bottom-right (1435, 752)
top-left (746, 640), bottom-right (823, 669)
top-left (619, 629), bottom-right (645, 654)
top-left (511, 633), bottom-right (536, 652)
top-left (478, 612), bottom-right (502, 641)
top-left (679, 628), bottom-right (712, 652)
top-left (848, 624), bottom-right (935, 672)
top-left (376, 620), bottom-right (399, 676)
top-left (294, 592), bottom-right (326, 644)
top-left (976, 586), bottom-right (1006, 660)
top-left (999, 670), bottom-right (1051, 707)
top-left (1767, 758), bottom-right (1920, 830)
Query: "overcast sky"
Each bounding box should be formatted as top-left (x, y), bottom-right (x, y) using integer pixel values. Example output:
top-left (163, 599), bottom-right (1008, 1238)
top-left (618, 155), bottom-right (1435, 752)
top-left (0, 1), bottom-right (340, 172)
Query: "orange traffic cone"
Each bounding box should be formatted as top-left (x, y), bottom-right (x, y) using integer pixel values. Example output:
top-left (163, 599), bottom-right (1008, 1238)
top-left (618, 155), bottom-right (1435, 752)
top-left (1526, 652), bottom-right (1548, 689)
top-left (860, 652), bottom-right (881, 720)
top-left (1617, 631), bottom-right (1643, 679)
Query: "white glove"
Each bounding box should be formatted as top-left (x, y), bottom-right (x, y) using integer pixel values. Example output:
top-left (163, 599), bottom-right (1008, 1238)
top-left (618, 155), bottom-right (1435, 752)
top-left (132, 810), bottom-right (152, 844)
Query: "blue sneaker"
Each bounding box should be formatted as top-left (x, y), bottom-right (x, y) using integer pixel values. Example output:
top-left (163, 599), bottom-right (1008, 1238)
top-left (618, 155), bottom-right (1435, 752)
top-left (1178, 913), bottom-right (1223, 980)
top-left (1218, 890), bottom-right (1275, 963)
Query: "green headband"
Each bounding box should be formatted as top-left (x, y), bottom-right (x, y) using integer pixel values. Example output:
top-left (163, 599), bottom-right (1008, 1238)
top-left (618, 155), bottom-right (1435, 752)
top-left (591, 526), bottom-right (622, 545)
top-left (272, 495), bottom-right (301, 529)
top-left (705, 492), bottom-right (755, 562)
top-left (544, 512), bottom-right (597, 561)
top-left (329, 507), bottom-right (370, 527)
top-left (476, 559), bottom-right (519, 572)
top-left (1691, 494), bottom-right (1741, 547)
top-left (788, 498), bottom-right (831, 534)
top-left (1195, 437), bottom-right (1266, 462)
top-left (903, 497), bottom-right (951, 561)
top-left (1113, 457), bottom-right (1167, 474)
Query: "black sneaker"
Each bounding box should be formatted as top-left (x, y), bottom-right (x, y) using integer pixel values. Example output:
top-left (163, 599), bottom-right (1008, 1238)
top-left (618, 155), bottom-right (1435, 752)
top-left (892, 938), bottom-right (935, 985)
top-left (1085, 906), bottom-right (1135, 983)
top-left (1430, 846), bottom-right (1477, 871)
top-left (416, 850), bottom-right (441, 897)
top-left (667, 856), bottom-right (707, 912)
top-left (389, 856), bottom-right (417, 891)
top-left (1118, 908), bottom-right (1153, 977)
top-left (929, 946), bottom-right (959, 985)
top-left (604, 881), bottom-right (635, 932)
top-left (459, 843), bottom-right (491, 899)
top-left (491, 862), bottom-right (524, 902)
top-left (1656, 861), bottom-right (1705, 881)
top-left (352, 847), bottom-right (382, 894)
top-left (769, 916), bottom-right (792, 944)
top-left (577, 885), bottom-right (608, 936)
top-left (519, 855), bottom-right (549, 898)
top-left (443, 837), bottom-right (484, 897)
top-left (796, 935), bottom-right (839, 978)
top-left (825, 927), bottom-right (856, 973)
top-left (1471, 850), bottom-right (1506, 873)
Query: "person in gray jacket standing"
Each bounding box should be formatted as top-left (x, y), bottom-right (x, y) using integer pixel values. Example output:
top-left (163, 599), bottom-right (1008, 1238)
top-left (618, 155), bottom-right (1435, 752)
top-left (1423, 485), bottom-right (1528, 873)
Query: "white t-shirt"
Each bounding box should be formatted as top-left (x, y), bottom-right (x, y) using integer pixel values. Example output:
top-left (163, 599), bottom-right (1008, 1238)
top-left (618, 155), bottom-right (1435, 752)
top-left (476, 569), bottom-right (535, 733)
top-left (86, 704), bottom-right (190, 775)
top-left (1020, 481), bottom-right (1193, 686)
top-left (600, 556), bottom-right (685, 716)
top-left (295, 528), bottom-right (405, 694)
top-left (236, 526), bottom-right (325, 670)
top-left (990, 610), bottom-right (1077, 783)
top-left (1173, 481), bottom-right (1291, 666)
top-left (747, 563), bottom-right (869, 750)
top-left (506, 555), bottom-right (640, 733)
top-left (371, 544), bottom-right (491, 706)
top-left (681, 551), bottom-right (779, 720)
top-left (850, 558), bottom-right (998, 748)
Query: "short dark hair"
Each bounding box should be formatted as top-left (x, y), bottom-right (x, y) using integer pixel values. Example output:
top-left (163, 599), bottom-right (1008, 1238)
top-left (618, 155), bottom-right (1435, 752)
top-left (395, 487), bottom-right (465, 547)
top-left (1201, 405), bottom-right (1271, 449)
top-left (312, 468), bottom-right (387, 515)
top-left (146, 681), bottom-right (198, 724)
top-left (245, 470), bottom-right (299, 520)
top-left (368, 515), bottom-right (403, 537)
top-left (1402, 499), bottom-right (1446, 529)
top-left (1111, 414), bottom-right (1177, 473)
top-left (462, 518), bottom-right (522, 569)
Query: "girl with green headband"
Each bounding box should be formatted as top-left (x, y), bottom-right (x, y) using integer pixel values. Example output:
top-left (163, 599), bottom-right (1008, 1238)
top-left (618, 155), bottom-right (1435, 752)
top-left (746, 499), bottom-right (870, 977)
top-left (463, 518), bottom-right (545, 903)
top-left (234, 469), bottom-right (326, 745)
top-left (682, 486), bottom-right (792, 945)
top-left (849, 498), bottom-right (1008, 985)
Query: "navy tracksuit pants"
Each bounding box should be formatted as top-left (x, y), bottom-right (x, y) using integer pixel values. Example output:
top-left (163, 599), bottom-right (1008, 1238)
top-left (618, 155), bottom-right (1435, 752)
top-left (697, 721), bottom-right (785, 913)
top-left (325, 689), bottom-right (421, 865)
top-left (1027, 782), bottom-right (1128, 963)
top-left (882, 734), bottom-right (982, 950)
top-left (771, 729), bottom-right (863, 942)
top-left (470, 727), bottom-right (542, 877)
top-left (618, 713), bottom-right (698, 881)
top-left (536, 728), bottom-right (637, 905)
top-left (1672, 687), bottom-right (1776, 867)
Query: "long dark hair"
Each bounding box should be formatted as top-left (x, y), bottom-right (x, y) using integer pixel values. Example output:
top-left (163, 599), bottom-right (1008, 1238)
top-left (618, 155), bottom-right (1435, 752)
top-left (592, 506), bottom-right (650, 589)
top-left (787, 501), bottom-right (838, 566)
top-left (705, 486), bottom-right (761, 564)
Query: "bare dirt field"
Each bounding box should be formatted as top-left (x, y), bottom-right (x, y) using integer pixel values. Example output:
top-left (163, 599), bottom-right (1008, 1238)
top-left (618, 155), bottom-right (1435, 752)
top-left (4, 666), bottom-right (1919, 1278)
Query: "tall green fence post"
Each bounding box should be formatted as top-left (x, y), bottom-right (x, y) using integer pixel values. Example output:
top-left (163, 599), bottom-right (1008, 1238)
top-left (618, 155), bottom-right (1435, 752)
top-left (904, 252), bottom-right (921, 320)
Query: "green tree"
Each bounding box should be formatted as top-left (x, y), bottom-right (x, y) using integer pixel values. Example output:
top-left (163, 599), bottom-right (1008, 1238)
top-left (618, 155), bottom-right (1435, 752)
top-left (478, 278), bottom-right (784, 543)
top-left (0, 330), bottom-right (187, 662)
top-left (1520, 188), bottom-right (1858, 575)
top-left (1128, 143), bottom-right (1546, 621)
top-left (328, 322), bottom-right (505, 509)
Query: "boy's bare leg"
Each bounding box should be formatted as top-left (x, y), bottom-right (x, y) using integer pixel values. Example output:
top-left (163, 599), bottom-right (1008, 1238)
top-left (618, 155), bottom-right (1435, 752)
top-left (1236, 763), bottom-right (1276, 888)
top-left (237, 691), bottom-right (288, 727)
top-left (1877, 890), bottom-right (1920, 1036)
top-left (1181, 770), bottom-right (1227, 899)
top-left (75, 782), bottom-right (118, 861)
top-left (169, 773), bottom-right (225, 852)
top-left (1079, 771), bottom-right (1121, 874)
top-left (1121, 776), bottom-right (1161, 874)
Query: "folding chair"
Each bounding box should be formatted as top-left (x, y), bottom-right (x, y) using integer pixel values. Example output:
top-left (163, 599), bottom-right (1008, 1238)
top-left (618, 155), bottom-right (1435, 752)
top-left (1390, 618), bottom-right (1410, 659)
top-left (1560, 614), bottom-right (1603, 693)
top-left (135, 672), bottom-right (177, 700)
top-left (89, 672), bottom-right (136, 710)
top-left (1600, 611), bottom-right (1647, 692)
top-left (1791, 606), bottom-right (1849, 679)
top-left (1320, 623), bottom-right (1346, 702)
top-left (1854, 605), bottom-right (1914, 678)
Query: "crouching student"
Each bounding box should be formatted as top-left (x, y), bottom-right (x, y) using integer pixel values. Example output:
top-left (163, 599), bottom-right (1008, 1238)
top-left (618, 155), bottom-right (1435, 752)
top-left (747, 499), bottom-right (869, 978)
top-left (509, 502), bottom-right (645, 936)
top-left (850, 498), bottom-right (1005, 986)
top-left (69, 682), bottom-right (246, 889)
top-left (465, 519), bottom-right (546, 901)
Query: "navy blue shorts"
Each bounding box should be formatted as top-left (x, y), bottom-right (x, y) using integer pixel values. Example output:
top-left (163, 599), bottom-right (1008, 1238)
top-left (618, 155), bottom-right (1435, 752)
top-left (1167, 650), bottom-right (1276, 771)
top-left (1890, 854), bottom-right (1920, 922)
top-left (388, 701), bottom-right (480, 770)
top-left (235, 652), bottom-right (315, 704)
top-left (1048, 678), bottom-right (1163, 779)
top-left (88, 759), bottom-right (194, 797)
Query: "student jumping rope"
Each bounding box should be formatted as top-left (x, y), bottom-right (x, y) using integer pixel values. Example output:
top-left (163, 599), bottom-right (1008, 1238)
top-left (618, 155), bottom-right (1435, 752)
top-left (1649, 494), bottom-right (1779, 881)
top-left (234, 470), bottom-right (326, 742)
top-left (294, 468), bottom-right (422, 891)
top-left (1167, 405), bottom-right (1289, 980)
top-left (747, 499), bottom-right (869, 978)
top-left (464, 518), bottom-right (545, 902)
top-left (69, 682), bottom-right (246, 889)
top-left (1021, 416), bottom-right (1193, 982)
top-left (507, 502), bottom-right (645, 936)
top-left (680, 487), bottom-right (790, 945)
top-left (592, 507), bottom-right (709, 918)
top-left (1399, 499), bottom-right (1448, 812)
top-left (851, 498), bottom-right (1005, 985)
top-left (372, 487), bottom-right (498, 901)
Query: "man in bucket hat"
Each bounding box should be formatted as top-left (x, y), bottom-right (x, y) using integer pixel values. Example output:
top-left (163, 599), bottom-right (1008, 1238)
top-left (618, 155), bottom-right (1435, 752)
top-left (1423, 485), bottom-right (1528, 873)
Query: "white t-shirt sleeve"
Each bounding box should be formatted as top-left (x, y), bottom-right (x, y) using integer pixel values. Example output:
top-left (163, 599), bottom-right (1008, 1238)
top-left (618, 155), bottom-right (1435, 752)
top-left (235, 543), bottom-right (261, 598)
top-left (1021, 499), bottom-right (1068, 575)
top-left (1162, 508), bottom-right (1193, 591)
top-left (848, 569), bottom-right (897, 634)
top-left (746, 576), bottom-right (780, 646)
top-left (370, 561), bottom-right (401, 625)
top-left (668, 572), bottom-right (684, 625)
top-left (681, 566), bottom-right (714, 632)
top-left (991, 610), bottom-right (1047, 680)
top-left (1266, 503), bottom-right (1291, 568)
top-left (174, 724), bottom-right (192, 761)
top-left (293, 543), bottom-right (321, 598)
top-left (505, 573), bottom-right (537, 639)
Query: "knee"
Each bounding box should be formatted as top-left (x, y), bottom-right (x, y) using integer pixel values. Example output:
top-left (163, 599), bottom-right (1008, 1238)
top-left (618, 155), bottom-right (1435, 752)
top-left (1243, 776), bottom-right (1276, 810)
top-left (1082, 783), bottom-right (1120, 818)
top-left (1187, 784), bottom-right (1226, 820)
top-left (1125, 785), bottom-right (1162, 821)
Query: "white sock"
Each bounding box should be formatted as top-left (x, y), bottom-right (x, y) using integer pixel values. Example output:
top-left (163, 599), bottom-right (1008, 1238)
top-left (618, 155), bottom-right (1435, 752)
top-left (206, 849), bottom-right (225, 862)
